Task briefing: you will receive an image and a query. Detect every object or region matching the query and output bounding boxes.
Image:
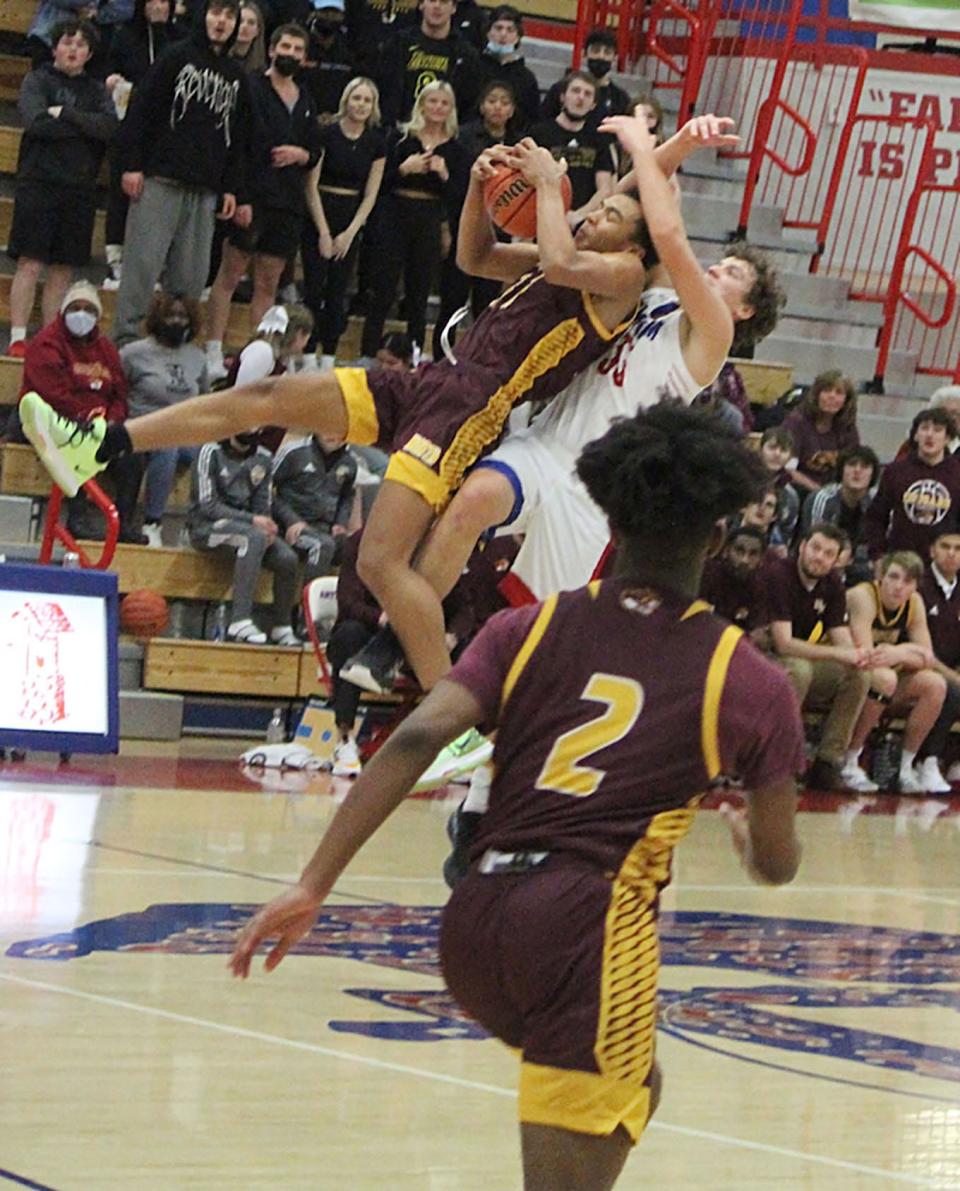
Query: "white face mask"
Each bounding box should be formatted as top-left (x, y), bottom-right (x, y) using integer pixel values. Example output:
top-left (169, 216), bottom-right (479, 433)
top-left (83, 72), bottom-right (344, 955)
top-left (64, 309), bottom-right (98, 337)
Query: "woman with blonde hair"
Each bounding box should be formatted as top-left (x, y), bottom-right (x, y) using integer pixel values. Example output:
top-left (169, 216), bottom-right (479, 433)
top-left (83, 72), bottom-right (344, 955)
top-left (230, 0), bottom-right (266, 72)
top-left (303, 77), bottom-right (387, 369)
top-left (360, 80), bottom-right (470, 361)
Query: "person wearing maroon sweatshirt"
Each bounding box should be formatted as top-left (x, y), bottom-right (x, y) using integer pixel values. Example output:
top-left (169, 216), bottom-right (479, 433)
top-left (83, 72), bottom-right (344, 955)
top-left (15, 281), bottom-right (146, 543)
top-left (865, 407), bottom-right (960, 567)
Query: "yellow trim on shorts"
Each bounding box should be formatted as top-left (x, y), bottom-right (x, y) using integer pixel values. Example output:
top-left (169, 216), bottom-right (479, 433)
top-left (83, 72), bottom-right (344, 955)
top-left (438, 319), bottom-right (586, 498)
top-left (334, 367), bottom-right (379, 446)
top-left (519, 1060), bottom-right (651, 1143)
top-left (680, 598), bottom-right (712, 620)
top-left (701, 624), bottom-right (743, 781)
top-left (384, 451), bottom-right (451, 512)
top-left (500, 592), bottom-right (558, 709)
top-left (582, 291), bottom-right (639, 341)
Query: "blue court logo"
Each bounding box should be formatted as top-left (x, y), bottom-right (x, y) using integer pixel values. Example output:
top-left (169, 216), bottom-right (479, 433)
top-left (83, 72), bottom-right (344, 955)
top-left (9, 906), bottom-right (960, 1088)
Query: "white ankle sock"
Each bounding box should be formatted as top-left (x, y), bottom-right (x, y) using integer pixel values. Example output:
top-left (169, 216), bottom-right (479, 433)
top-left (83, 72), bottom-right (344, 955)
top-left (207, 339), bottom-right (223, 357)
top-left (10, 326), bottom-right (26, 344)
top-left (462, 763), bottom-right (492, 813)
top-left (901, 748), bottom-right (917, 773)
top-left (844, 748), bottom-right (862, 767)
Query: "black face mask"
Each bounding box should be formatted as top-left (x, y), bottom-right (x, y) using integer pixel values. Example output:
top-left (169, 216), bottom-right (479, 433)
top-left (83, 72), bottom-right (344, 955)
top-left (157, 321), bottom-right (191, 346)
top-left (586, 56), bottom-right (612, 79)
top-left (273, 53), bottom-right (300, 77)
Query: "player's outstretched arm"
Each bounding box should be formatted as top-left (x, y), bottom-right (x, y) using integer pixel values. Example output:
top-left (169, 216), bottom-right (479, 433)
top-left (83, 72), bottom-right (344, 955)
top-left (457, 146), bottom-right (540, 283)
top-left (229, 680), bottom-right (483, 978)
top-left (507, 139), bottom-right (645, 299)
top-left (615, 114), bottom-right (741, 193)
top-left (721, 777), bottom-right (801, 885)
top-left (603, 113), bottom-right (734, 385)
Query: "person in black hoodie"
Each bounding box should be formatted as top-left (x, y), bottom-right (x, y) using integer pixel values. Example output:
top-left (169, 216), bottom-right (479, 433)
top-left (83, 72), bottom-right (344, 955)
top-left (205, 23), bottom-right (320, 376)
top-left (475, 5), bottom-right (539, 130)
top-left (7, 20), bottom-right (117, 356)
top-left (102, 0), bottom-right (184, 287)
top-left (111, 0), bottom-right (253, 345)
top-left (376, 0), bottom-right (480, 127)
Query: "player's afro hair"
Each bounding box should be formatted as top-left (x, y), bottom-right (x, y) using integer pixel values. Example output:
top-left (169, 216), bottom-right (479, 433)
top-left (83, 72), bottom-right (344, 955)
top-left (576, 403), bottom-right (767, 546)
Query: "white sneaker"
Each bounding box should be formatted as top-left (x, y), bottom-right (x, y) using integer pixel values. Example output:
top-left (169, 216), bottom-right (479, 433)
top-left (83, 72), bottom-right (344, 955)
top-left (899, 766), bottom-right (926, 795)
top-left (839, 762), bottom-right (879, 793)
top-left (332, 736), bottom-right (362, 778)
top-left (142, 521), bottom-right (163, 548)
top-left (270, 625), bottom-right (299, 647)
top-left (413, 727), bottom-right (493, 793)
top-left (917, 756), bottom-right (952, 794)
top-left (227, 618), bottom-right (267, 644)
top-left (206, 352), bottom-right (227, 383)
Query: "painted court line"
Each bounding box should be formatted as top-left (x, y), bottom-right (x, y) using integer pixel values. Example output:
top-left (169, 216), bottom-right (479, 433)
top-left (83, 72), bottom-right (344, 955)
top-left (0, 972), bottom-right (938, 1187)
top-left (0, 1168), bottom-right (58, 1190)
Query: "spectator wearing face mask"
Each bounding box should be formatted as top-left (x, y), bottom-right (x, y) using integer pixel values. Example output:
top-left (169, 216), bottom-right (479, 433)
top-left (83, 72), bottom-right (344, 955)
top-left (475, 5), bottom-right (538, 129)
top-left (14, 282), bottom-right (145, 543)
top-left (299, 0), bottom-right (356, 121)
top-left (119, 291), bottom-right (208, 547)
top-left (539, 29), bottom-right (631, 129)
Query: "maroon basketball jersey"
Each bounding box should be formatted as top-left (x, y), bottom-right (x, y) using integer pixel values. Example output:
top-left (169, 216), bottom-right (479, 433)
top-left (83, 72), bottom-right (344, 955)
top-left (447, 578), bottom-right (804, 874)
top-left (449, 268), bottom-right (635, 408)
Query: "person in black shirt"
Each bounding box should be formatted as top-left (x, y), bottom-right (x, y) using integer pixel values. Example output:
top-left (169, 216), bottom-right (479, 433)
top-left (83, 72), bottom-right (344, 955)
top-left (376, 0), bottom-right (481, 127)
top-left (344, 0), bottom-right (418, 78)
top-left (360, 79), bottom-right (468, 360)
top-left (530, 71), bottom-right (615, 224)
top-left (299, 0), bottom-right (356, 119)
top-left (540, 28), bottom-right (631, 129)
top-left (302, 77), bottom-right (387, 366)
top-left (206, 24), bottom-right (321, 377)
top-left (475, 5), bottom-right (540, 130)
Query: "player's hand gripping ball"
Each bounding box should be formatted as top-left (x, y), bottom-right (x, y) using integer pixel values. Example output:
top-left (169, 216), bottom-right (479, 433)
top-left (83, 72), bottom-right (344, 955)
top-left (483, 164), bottom-right (573, 240)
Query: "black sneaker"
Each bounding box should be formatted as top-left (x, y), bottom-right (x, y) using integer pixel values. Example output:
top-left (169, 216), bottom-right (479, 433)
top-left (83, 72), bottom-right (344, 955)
top-left (339, 625), bottom-right (404, 695)
top-left (442, 804), bottom-right (483, 889)
top-left (805, 757), bottom-right (853, 793)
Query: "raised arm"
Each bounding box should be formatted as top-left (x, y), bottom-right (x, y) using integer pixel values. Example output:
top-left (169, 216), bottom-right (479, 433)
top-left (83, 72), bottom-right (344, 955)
top-left (456, 146), bottom-right (540, 282)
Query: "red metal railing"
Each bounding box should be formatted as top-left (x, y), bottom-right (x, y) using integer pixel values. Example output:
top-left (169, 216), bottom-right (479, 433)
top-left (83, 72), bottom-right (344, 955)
top-left (813, 115), bottom-right (939, 300)
top-left (38, 480), bottom-right (119, 569)
top-left (875, 179), bottom-right (960, 387)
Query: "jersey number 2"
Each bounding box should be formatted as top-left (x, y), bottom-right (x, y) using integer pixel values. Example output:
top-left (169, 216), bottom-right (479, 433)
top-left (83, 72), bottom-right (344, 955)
top-left (535, 674), bottom-right (644, 798)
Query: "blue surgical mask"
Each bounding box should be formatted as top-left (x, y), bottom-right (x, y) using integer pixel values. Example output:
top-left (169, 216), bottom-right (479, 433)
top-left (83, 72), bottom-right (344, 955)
top-left (485, 40), bottom-right (515, 57)
top-left (64, 310), bottom-right (97, 337)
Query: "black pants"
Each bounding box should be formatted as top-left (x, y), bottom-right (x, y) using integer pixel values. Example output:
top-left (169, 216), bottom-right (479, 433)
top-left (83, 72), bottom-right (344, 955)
top-left (105, 148), bottom-right (128, 247)
top-left (67, 454), bottom-right (144, 539)
top-left (301, 192), bottom-right (362, 356)
top-left (920, 678), bottom-right (960, 759)
top-left (325, 618), bottom-right (373, 729)
top-left (361, 194), bottom-right (442, 358)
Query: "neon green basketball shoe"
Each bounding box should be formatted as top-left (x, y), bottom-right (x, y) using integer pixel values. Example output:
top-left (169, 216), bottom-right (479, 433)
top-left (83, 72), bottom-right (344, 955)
top-left (19, 391), bottom-right (107, 497)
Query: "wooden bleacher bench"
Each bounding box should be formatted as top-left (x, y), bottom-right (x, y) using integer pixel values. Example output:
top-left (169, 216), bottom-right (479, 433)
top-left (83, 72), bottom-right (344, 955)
top-left (99, 541), bottom-right (275, 600)
top-left (144, 637), bottom-right (303, 697)
top-left (0, 123), bottom-right (18, 174)
top-left (0, 354), bottom-right (19, 405)
top-left (734, 358), bottom-right (793, 406)
top-left (0, 439), bottom-right (47, 495)
top-left (0, 53), bottom-right (27, 103)
top-left (0, 0), bottom-right (35, 35)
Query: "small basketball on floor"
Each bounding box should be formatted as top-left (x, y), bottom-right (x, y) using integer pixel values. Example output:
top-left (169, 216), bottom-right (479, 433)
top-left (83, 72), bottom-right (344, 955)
top-left (120, 589), bottom-right (169, 638)
top-left (483, 164), bottom-right (572, 240)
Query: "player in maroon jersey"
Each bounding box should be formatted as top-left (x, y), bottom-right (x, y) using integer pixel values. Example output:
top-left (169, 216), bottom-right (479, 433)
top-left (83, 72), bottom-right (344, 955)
top-left (230, 403), bottom-right (802, 1189)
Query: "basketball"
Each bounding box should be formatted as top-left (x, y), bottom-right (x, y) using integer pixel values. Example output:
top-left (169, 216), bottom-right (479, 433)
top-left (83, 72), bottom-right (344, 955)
top-left (483, 165), bottom-right (572, 240)
top-left (120, 589), bottom-right (169, 638)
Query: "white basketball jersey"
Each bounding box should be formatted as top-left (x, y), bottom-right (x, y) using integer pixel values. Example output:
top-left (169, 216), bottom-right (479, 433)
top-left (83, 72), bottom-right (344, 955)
top-left (525, 287), bottom-right (702, 463)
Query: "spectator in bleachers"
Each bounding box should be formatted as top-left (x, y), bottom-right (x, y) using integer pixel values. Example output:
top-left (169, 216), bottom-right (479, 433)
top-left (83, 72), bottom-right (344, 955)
top-left (119, 290), bottom-right (207, 547)
top-left (15, 281), bottom-right (145, 541)
top-left (272, 430), bottom-right (357, 580)
top-left (102, 0), bottom-right (184, 289)
top-left (866, 407), bottom-right (960, 567)
top-left (374, 330), bottom-right (413, 371)
top-left (841, 551), bottom-right (953, 794)
top-left (766, 521), bottom-right (874, 791)
top-left (759, 426), bottom-right (800, 550)
top-left (529, 70), bottom-right (615, 227)
top-left (782, 369), bottom-right (860, 494)
top-left (376, 0), bottom-right (481, 128)
top-left (920, 529), bottom-right (960, 782)
top-left (475, 6), bottom-right (539, 130)
top-left (230, 0), bottom-right (266, 70)
top-left (110, 0), bottom-right (254, 346)
top-left (299, 0), bottom-right (355, 121)
top-left (8, 19), bottom-right (116, 356)
top-left (614, 93), bottom-right (664, 180)
top-left (699, 524), bottom-right (768, 635)
top-left (894, 385), bottom-right (960, 461)
top-left (452, 0), bottom-right (484, 49)
top-left (359, 80), bottom-right (468, 361)
top-left (800, 444), bottom-right (879, 586)
top-left (539, 28), bottom-right (630, 128)
top-left (27, 0), bottom-right (97, 67)
top-left (205, 23), bottom-right (320, 379)
top-left (431, 77), bottom-right (518, 360)
top-left (343, 0), bottom-right (417, 79)
top-left (737, 483), bottom-right (780, 552)
top-left (188, 432), bottom-right (300, 644)
top-left (301, 76), bottom-right (386, 369)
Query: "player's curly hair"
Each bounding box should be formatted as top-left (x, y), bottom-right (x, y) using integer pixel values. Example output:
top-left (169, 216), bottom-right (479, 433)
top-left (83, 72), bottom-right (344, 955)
top-left (576, 404), bottom-right (767, 547)
top-left (727, 241), bottom-right (785, 352)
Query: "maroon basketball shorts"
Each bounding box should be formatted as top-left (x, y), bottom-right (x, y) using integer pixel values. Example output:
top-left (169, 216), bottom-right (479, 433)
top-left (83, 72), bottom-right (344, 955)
top-left (440, 858), bottom-right (659, 1141)
top-left (334, 363), bottom-right (518, 513)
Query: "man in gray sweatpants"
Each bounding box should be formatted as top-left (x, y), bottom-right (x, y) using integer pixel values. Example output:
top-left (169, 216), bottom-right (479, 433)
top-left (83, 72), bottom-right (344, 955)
top-left (188, 435), bottom-right (300, 645)
top-left (111, 0), bottom-right (252, 344)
